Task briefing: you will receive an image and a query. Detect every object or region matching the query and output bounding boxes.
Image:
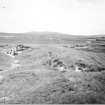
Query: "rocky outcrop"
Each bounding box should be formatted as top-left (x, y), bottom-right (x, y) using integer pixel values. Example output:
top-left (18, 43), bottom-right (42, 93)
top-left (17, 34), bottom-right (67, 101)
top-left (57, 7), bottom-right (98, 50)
top-left (44, 53), bottom-right (68, 72)
top-left (3, 44), bottom-right (31, 57)
top-left (51, 58), bottom-right (67, 72)
top-left (74, 60), bottom-right (105, 72)
top-left (6, 48), bottom-right (17, 58)
top-left (16, 44), bottom-right (30, 52)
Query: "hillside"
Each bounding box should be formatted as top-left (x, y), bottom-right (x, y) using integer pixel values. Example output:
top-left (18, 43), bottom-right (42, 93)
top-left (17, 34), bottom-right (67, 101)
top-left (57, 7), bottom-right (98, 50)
top-left (0, 32), bottom-right (105, 104)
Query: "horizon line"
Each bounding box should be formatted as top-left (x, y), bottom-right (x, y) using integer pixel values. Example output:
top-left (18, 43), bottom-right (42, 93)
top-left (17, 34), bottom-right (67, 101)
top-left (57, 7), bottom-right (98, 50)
top-left (0, 31), bottom-right (105, 36)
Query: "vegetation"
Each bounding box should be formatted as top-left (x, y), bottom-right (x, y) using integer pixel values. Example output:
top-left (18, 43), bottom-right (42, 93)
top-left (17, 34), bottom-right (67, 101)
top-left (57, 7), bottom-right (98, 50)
top-left (0, 32), bottom-right (105, 104)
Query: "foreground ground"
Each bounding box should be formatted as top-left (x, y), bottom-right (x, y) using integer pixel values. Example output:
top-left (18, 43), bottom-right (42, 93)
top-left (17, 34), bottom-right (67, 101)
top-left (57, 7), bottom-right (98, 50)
top-left (0, 32), bottom-right (105, 104)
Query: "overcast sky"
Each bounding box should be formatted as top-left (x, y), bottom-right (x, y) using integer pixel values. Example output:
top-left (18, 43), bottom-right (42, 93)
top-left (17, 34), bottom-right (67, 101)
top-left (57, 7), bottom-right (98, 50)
top-left (0, 0), bottom-right (105, 35)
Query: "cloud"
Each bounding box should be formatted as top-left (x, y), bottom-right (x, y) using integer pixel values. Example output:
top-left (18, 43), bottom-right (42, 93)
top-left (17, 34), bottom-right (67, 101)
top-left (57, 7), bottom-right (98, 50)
top-left (76, 0), bottom-right (105, 5)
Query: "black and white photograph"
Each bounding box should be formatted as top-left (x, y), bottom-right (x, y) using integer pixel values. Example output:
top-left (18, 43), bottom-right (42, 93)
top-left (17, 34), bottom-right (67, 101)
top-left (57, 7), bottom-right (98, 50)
top-left (0, 0), bottom-right (105, 104)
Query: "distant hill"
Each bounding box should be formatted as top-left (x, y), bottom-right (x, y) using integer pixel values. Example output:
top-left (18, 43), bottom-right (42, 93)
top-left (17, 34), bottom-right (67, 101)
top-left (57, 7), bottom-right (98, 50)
top-left (0, 32), bottom-right (104, 44)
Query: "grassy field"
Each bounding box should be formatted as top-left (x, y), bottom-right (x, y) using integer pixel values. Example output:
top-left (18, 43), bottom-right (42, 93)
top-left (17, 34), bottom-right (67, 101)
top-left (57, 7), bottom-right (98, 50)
top-left (0, 32), bottom-right (105, 104)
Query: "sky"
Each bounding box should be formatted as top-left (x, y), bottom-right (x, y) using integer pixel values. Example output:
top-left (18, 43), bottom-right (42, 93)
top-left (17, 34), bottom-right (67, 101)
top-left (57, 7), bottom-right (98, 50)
top-left (0, 0), bottom-right (105, 35)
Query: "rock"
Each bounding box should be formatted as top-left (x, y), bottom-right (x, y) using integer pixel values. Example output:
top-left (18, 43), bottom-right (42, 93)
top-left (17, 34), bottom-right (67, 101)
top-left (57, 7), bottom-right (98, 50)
top-left (16, 44), bottom-right (30, 52)
top-left (45, 57), bottom-right (68, 72)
